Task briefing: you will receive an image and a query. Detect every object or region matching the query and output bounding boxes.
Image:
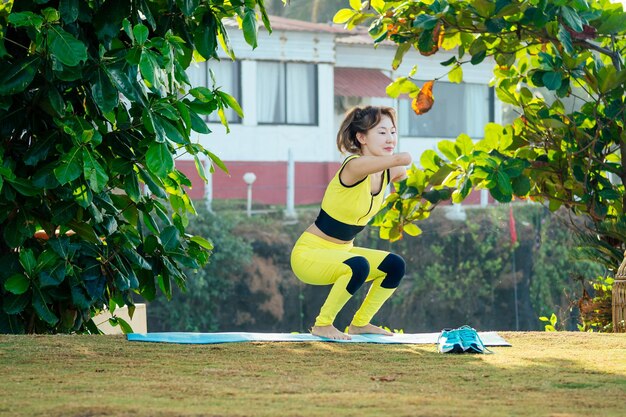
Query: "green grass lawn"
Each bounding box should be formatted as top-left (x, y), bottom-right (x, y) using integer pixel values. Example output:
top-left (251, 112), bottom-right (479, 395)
top-left (1, 332), bottom-right (625, 417)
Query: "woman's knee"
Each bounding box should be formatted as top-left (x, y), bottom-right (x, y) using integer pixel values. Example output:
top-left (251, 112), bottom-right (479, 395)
top-left (343, 256), bottom-right (370, 294)
top-left (378, 253), bottom-right (406, 289)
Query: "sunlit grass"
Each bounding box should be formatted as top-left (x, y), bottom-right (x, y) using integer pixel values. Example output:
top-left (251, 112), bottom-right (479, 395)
top-left (1, 332), bottom-right (625, 417)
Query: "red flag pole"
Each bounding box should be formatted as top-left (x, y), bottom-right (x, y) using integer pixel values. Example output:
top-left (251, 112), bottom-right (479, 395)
top-left (509, 205), bottom-right (519, 330)
top-left (509, 205), bottom-right (517, 245)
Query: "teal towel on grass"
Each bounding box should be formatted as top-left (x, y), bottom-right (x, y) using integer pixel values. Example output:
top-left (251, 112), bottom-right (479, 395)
top-left (127, 331), bottom-right (511, 346)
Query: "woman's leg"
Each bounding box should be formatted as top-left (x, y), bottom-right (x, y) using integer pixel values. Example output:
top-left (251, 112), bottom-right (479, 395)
top-left (291, 234), bottom-right (371, 339)
top-left (347, 247), bottom-right (406, 333)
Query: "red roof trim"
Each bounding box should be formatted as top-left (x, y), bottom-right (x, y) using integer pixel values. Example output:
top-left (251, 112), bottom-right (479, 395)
top-left (334, 67), bottom-right (393, 98)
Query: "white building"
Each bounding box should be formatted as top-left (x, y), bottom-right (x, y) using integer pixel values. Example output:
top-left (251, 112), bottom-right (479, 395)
top-left (180, 16), bottom-right (499, 206)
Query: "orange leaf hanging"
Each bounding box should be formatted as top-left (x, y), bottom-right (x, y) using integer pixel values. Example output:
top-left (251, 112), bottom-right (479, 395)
top-left (411, 81), bottom-right (435, 115)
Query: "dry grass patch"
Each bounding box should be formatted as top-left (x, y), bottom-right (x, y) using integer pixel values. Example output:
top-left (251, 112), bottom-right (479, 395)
top-left (1, 332), bottom-right (625, 417)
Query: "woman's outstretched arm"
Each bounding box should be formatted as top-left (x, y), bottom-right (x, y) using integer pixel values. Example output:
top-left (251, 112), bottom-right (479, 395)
top-left (341, 153), bottom-right (412, 185)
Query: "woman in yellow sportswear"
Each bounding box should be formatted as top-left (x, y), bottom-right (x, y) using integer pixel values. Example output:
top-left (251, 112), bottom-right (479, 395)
top-left (290, 106), bottom-right (411, 340)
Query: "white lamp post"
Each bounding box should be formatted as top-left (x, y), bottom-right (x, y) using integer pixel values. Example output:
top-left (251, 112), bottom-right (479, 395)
top-left (243, 172), bottom-right (257, 217)
top-left (445, 203), bottom-right (467, 222)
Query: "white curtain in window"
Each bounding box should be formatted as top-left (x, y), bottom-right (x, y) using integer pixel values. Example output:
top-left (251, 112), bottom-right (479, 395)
top-left (398, 99), bottom-right (411, 136)
top-left (464, 84), bottom-right (489, 138)
top-left (401, 82), bottom-right (490, 138)
top-left (257, 62), bottom-right (284, 123)
top-left (208, 61), bottom-right (237, 122)
top-left (286, 63), bottom-right (315, 124)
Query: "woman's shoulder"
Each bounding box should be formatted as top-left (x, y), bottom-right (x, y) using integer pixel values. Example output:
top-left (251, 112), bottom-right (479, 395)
top-left (341, 154), bottom-right (360, 165)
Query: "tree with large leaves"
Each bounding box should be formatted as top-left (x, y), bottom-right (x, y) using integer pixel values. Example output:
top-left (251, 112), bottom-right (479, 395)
top-left (0, 0), bottom-right (270, 333)
top-left (333, 0), bottom-right (626, 250)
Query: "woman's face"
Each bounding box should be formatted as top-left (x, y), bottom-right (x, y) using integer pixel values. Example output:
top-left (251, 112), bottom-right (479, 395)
top-left (357, 115), bottom-right (397, 156)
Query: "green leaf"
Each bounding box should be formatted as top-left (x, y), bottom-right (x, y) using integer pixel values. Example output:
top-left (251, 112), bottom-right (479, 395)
top-left (392, 43), bottom-right (411, 71)
top-left (189, 111), bottom-right (210, 134)
top-left (146, 143), bottom-right (174, 178)
top-left (107, 65), bottom-right (145, 105)
top-left (557, 24), bottom-right (574, 54)
top-left (542, 118), bottom-right (567, 129)
top-left (4, 274), bottom-right (30, 295)
top-left (91, 67), bottom-right (118, 114)
top-left (420, 150), bottom-right (441, 172)
top-left (333, 9), bottom-right (355, 24)
top-left (597, 12), bottom-right (626, 34)
top-left (0, 56), bottom-right (40, 96)
top-left (560, 6), bottom-right (583, 32)
top-left (194, 11), bottom-right (218, 60)
top-left (403, 223), bottom-right (422, 237)
top-left (448, 65), bottom-right (463, 83)
top-left (470, 50), bottom-right (487, 65)
top-left (542, 71), bottom-right (562, 90)
top-left (496, 170), bottom-right (513, 195)
top-left (242, 8), bottom-right (258, 49)
top-left (216, 91), bottom-right (243, 118)
top-left (115, 316), bottom-right (134, 334)
top-left (190, 235), bottom-right (214, 250)
top-left (550, 313), bottom-right (558, 326)
top-left (2, 293), bottom-right (30, 314)
top-left (189, 87), bottom-right (214, 102)
top-left (48, 26), bottom-right (88, 67)
top-left (19, 249), bottom-right (37, 276)
top-left (59, 0), bottom-right (79, 23)
top-left (485, 17), bottom-right (507, 33)
top-left (386, 77), bottom-right (419, 98)
top-left (71, 285), bottom-right (91, 310)
top-left (54, 146), bottom-right (82, 184)
top-left (68, 220), bottom-right (101, 244)
top-left (139, 49), bottom-right (159, 87)
top-left (32, 288), bottom-right (59, 326)
top-left (154, 116), bottom-right (187, 144)
top-left (8, 12), bottom-right (44, 28)
top-left (438, 140), bottom-right (459, 161)
top-left (123, 170), bottom-right (141, 203)
top-left (137, 167), bottom-right (167, 199)
top-left (133, 24), bottom-right (149, 46)
top-left (6, 178), bottom-right (40, 196)
top-left (194, 155), bottom-right (208, 182)
top-left (512, 176), bottom-right (531, 196)
top-left (73, 184), bottom-right (93, 208)
top-left (349, 0), bottom-right (362, 10)
top-left (42, 7), bottom-right (61, 23)
top-left (176, 0), bottom-right (199, 16)
top-left (82, 148), bottom-right (109, 193)
top-left (413, 14), bottom-right (439, 30)
top-left (161, 225), bottom-right (181, 251)
top-left (206, 150), bottom-right (228, 174)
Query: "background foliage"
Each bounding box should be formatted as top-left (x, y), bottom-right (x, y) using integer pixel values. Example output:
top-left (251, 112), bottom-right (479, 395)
top-left (0, 0), bottom-right (269, 333)
top-left (148, 205), bottom-right (601, 332)
top-left (149, 206), bottom-right (253, 332)
top-left (334, 0), bottom-right (626, 249)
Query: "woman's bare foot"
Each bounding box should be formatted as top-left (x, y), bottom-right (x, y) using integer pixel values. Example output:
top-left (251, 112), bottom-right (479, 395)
top-left (347, 323), bottom-right (393, 336)
top-left (310, 325), bottom-right (351, 340)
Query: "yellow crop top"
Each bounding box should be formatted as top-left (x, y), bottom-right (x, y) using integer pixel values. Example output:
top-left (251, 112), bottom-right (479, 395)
top-left (315, 155), bottom-right (390, 241)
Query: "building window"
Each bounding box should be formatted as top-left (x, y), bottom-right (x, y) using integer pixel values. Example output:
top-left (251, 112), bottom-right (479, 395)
top-left (399, 82), bottom-right (493, 138)
top-left (256, 61), bottom-right (318, 125)
top-left (188, 60), bottom-right (241, 123)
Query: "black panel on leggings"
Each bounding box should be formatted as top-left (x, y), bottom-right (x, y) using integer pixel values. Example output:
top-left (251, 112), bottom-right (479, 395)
top-left (378, 253), bottom-right (406, 289)
top-left (343, 256), bottom-right (370, 295)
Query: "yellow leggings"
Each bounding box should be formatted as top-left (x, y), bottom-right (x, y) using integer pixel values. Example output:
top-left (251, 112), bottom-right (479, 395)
top-left (290, 232), bottom-right (405, 328)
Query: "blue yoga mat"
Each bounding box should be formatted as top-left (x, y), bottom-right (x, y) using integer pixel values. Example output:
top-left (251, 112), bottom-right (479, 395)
top-left (127, 331), bottom-right (511, 346)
